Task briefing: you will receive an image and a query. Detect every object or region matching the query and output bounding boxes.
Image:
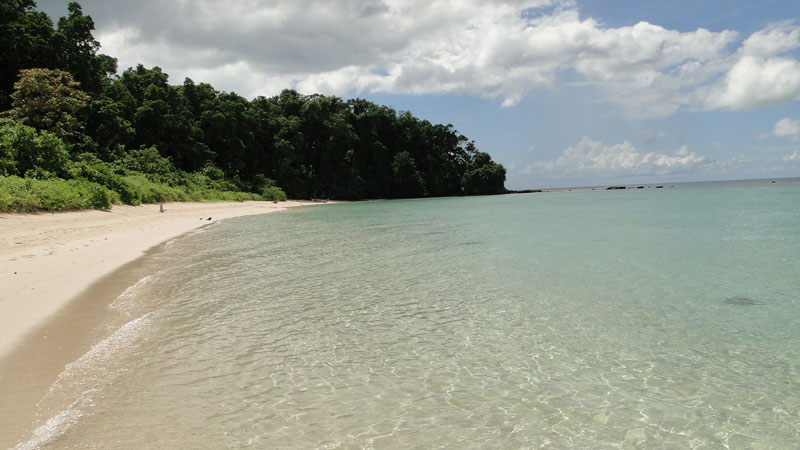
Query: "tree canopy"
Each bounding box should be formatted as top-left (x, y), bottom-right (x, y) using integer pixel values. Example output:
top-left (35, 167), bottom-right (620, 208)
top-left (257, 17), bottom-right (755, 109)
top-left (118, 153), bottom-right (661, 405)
top-left (0, 1), bottom-right (507, 209)
top-left (7, 68), bottom-right (89, 143)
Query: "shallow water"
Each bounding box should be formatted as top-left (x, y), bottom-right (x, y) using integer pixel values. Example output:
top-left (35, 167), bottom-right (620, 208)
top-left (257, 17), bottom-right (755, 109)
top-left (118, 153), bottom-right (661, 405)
top-left (17, 179), bottom-right (800, 448)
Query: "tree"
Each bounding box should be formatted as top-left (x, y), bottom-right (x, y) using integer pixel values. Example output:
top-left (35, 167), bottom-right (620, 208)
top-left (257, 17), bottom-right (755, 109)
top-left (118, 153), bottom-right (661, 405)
top-left (461, 151), bottom-right (507, 195)
top-left (0, 1), bottom-right (57, 108)
top-left (85, 94), bottom-right (134, 160)
top-left (108, 67), bottom-right (212, 171)
top-left (7, 68), bottom-right (90, 146)
top-left (392, 151), bottom-right (426, 197)
top-left (55, 2), bottom-right (116, 95)
top-left (0, 1), bottom-right (115, 109)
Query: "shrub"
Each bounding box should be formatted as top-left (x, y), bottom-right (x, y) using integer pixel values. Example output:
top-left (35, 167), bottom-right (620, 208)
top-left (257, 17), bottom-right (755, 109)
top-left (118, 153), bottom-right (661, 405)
top-left (69, 160), bottom-right (141, 205)
top-left (0, 128), bottom-right (16, 176)
top-left (116, 146), bottom-right (177, 182)
top-left (0, 175), bottom-right (113, 212)
top-left (201, 164), bottom-right (225, 181)
top-left (0, 119), bottom-right (71, 177)
top-left (81, 180), bottom-right (113, 210)
top-left (262, 185), bottom-right (287, 201)
top-left (123, 174), bottom-right (189, 203)
top-left (250, 173), bottom-right (276, 192)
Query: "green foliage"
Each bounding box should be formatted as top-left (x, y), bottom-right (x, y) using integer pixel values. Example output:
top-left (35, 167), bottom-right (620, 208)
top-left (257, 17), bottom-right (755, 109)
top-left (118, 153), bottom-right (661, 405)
top-left (86, 94), bottom-right (134, 159)
top-left (113, 172), bottom-right (260, 205)
top-left (261, 185), bottom-right (287, 202)
top-left (461, 151), bottom-right (507, 195)
top-left (121, 173), bottom-right (189, 203)
top-left (0, 1), bottom-right (57, 109)
top-left (0, 1), bottom-right (115, 110)
top-left (83, 178), bottom-right (112, 209)
top-left (249, 173), bottom-right (275, 192)
top-left (6, 68), bottom-right (90, 146)
top-left (115, 146), bottom-right (176, 181)
top-left (69, 159), bottom-right (141, 205)
top-left (201, 163), bottom-right (225, 181)
top-left (55, 2), bottom-right (117, 94)
top-left (0, 130), bottom-right (17, 176)
top-left (0, 175), bottom-right (111, 211)
top-left (0, 118), bottom-right (70, 177)
top-left (0, 1), bottom-right (507, 210)
top-left (391, 151), bottom-right (426, 198)
top-left (83, 72), bottom-right (506, 200)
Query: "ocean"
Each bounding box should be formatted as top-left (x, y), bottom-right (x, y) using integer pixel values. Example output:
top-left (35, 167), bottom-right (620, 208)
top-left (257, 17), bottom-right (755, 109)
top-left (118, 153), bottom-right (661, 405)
top-left (13, 178), bottom-right (800, 448)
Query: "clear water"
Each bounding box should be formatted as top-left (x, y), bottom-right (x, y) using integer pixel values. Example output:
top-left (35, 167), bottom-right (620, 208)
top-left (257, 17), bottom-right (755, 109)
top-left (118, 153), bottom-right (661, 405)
top-left (20, 179), bottom-right (800, 448)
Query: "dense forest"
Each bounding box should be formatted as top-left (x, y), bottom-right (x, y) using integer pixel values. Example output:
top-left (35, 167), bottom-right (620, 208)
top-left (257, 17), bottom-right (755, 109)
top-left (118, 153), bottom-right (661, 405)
top-left (0, 1), bottom-right (506, 211)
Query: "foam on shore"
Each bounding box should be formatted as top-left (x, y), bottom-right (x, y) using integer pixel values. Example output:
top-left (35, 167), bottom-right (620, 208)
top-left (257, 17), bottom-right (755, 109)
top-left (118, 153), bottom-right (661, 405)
top-left (18, 312), bottom-right (152, 449)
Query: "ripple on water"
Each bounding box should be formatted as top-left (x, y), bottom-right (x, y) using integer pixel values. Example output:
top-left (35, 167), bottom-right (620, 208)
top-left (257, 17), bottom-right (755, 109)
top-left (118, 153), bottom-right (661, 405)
top-left (30, 188), bottom-right (800, 448)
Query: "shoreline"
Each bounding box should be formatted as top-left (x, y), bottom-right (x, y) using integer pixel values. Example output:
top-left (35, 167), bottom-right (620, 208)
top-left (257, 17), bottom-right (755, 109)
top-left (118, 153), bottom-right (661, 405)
top-left (0, 200), bottom-right (316, 360)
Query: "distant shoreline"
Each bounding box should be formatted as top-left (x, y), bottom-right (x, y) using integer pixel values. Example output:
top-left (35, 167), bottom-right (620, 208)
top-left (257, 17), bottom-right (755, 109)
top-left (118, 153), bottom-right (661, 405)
top-left (507, 176), bottom-right (799, 193)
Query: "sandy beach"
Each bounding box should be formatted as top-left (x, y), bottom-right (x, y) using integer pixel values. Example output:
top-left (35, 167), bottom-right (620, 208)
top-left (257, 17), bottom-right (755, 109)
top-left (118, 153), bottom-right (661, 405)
top-left (0, 200), bottom-right (310, 360)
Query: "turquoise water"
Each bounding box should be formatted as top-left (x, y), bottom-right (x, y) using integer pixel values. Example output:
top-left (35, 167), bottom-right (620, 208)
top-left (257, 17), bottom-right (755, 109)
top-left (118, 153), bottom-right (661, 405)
top-left (21, 179), bottom-right (800, 448)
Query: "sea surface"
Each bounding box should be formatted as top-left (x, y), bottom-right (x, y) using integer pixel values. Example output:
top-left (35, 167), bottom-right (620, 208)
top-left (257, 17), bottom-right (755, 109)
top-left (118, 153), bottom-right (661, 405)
top-left (17, 178), bottom-right (800, 449)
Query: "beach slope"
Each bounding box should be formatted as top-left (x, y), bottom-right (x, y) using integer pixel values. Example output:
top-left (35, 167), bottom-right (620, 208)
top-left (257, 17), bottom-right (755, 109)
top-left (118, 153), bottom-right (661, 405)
top-left (0, 200), bottom-right (308, 359)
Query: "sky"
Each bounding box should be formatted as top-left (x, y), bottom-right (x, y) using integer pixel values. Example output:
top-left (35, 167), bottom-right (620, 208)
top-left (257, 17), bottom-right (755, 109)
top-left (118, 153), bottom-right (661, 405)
top-left (39, 0), bottom-right (800, 189)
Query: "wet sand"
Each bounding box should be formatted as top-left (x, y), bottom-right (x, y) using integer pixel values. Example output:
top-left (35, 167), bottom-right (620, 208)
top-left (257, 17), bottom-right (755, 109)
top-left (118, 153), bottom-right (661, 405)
top-left (0, 200), bottom-right (311, 360)
top-left (0, 200), bottom-right (319, 447)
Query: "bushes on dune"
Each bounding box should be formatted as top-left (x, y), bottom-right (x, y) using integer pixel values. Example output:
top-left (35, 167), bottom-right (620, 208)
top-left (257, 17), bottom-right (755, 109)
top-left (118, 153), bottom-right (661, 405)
top-left (0, 165), bottom-right (265, 212)
top-left (0, 119), bottom-right (71, 179)
top-left (0, 176), bottom-right (112, 211)
top-left (0, 69), bottom-right (276, 212)
top-left (0, 118), bottom-right (267, 211)
top-left (116, 146), bottom-right (178, 184)
top-left (70, 156), bottom-right (141, 205)
top-left (261, 186), bottom-right (287, 202)
top-left (122, 173), bottom-right (188, 203)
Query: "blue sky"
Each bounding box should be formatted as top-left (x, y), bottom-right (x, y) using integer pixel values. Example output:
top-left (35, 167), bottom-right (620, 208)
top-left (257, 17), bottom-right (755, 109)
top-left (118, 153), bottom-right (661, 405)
top-left (40, 0), bottom-right (800, 188)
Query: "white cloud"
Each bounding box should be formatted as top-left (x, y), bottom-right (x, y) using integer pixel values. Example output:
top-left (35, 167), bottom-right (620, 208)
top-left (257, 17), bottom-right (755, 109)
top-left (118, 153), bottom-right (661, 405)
top-left (696, 56), bottom-right (800, 110)
top-left (785, 150), bottom-right (800, 161)
top-left (740, 22), bottom-right (800, 57)
top-left (763, 117), bottom-right (800, 140)
top-left (694, 23), bottom-right (800, 110)
top-left (51, 0), bottom-right (799, 116)
top-left (523, 137), bottom-right (710, 178)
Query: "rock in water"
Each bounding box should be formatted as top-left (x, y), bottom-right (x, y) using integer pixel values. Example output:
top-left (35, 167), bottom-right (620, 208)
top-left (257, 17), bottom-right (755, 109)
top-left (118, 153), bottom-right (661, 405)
top-left (724, 296), bottom-right (758, 306)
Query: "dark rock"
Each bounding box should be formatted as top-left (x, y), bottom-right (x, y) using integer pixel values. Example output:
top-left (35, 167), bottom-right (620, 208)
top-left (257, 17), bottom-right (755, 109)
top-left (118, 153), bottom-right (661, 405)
top-left (723, 296), bottom-right (759, 306)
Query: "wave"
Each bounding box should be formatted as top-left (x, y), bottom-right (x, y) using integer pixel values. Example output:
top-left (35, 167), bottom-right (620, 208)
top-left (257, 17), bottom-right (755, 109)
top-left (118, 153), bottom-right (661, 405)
top-left (18, 313), bottom-right (153, 448)
top-left (15, 388), bottom-right (97, 450)
top-left (109, 275), bottom-right (152, 314)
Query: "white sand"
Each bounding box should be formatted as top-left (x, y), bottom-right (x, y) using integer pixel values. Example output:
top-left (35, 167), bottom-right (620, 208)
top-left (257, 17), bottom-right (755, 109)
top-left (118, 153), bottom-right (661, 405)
top-left (0, 200), bottom-right (312, 359)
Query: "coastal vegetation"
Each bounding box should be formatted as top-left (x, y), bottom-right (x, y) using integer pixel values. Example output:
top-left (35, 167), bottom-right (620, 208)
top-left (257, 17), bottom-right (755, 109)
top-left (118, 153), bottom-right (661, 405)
top-left (0, 1), bottom-right (506, 212)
